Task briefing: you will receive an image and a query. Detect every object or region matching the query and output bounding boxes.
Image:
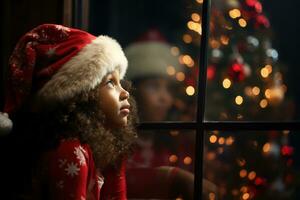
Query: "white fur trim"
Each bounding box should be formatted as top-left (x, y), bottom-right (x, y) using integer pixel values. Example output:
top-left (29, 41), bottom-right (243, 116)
top-left (125, 41), bottom-right (183, 80)
top-left (0, 112), bottom-right (13, 135)
top-left (37, 35), bottom-right (127, 104)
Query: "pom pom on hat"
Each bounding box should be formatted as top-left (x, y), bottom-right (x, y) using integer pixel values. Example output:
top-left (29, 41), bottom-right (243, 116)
top-left (0, 112), bottom-right (13, 136)
top-left (2, 24), bottom-right (128, 134)
top-left (125, 29), bottom-right (183, 80)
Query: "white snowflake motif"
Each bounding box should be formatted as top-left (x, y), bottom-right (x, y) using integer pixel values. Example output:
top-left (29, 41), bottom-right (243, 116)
top-left (56, 180), bottom-right (64, 189)
top-left (26, 32), bottom-right (39, 39)
top-left (97, 175), bottom-right (105, 190)
top-left (65, 162), bottom-right (80, 177)
top-left (74, 146), bottom-right (86, 166)
top-left (55, 25), bottom-right (71, 32)
top-left (46, 47), bottom-right (57, 57)
top-left (58, 159), bottom-right (67, 168)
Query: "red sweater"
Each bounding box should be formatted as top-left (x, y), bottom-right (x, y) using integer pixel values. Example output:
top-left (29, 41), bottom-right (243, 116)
top-left (45, 138), bottom-right (126, 200)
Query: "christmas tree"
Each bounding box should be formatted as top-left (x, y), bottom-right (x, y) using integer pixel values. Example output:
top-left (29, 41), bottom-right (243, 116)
top-left (165, 0), bottom-right (296, 199)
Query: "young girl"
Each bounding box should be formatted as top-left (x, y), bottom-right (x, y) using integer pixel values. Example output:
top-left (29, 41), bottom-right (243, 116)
top-left (1, 24), bottom-right (137, 199)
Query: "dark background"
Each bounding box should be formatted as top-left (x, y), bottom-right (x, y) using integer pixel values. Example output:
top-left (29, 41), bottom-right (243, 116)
top-left (0, 0), bottom-right (300, 197)
top-left (1, 0), bottom-right (299, 119)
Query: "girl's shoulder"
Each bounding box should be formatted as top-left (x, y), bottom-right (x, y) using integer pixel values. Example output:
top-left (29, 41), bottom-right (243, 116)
top-left (46, 137), bottom-right (93, 166)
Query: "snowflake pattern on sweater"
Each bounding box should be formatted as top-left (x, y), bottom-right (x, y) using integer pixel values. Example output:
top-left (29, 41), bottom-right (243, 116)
top-left (46, 139), bottom-right (102, 200)
top-left (45, 138), bottom-right (128, 200)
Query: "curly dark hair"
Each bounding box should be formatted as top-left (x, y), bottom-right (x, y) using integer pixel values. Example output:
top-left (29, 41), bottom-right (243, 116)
top-left (32, 79), bottom-right (138, 170)
top-left (7, 80), bottom-right (138, 199)
top-left (10, 81), bottom-right (138, 170)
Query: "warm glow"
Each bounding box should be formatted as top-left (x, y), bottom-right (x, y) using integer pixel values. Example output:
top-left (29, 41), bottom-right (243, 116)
top-left (183, 34), bottom-right (192, 44)
top-left (275, 72), bottom-right (283, 80)
top-left (242, 193), bottom-right (250, 200)
top-left (218, 137), bottom-right (225, 145)
top-left (223, 78), bottom-right (232, 89)
top-left (235, 96), bottom-right (244, 105)
top-left (191, 13), bottom-right (201, 22)
top-left (207, 152), bottom-right (216, 160)
top-left (260, 99), bottom-right (268, 108)
top-left (240, 169), bottom-right (247, 178)
top-left (169, 155), bottom-right (178, 163)
top-left (252, 86), bottom-right (260, 95)
top-left (248, 171), bottom-right (256, 180)
top-left (238, 18), bottom-right (247, 27)
top-left (209, 135), bottom-right (218, 143)
top-left (261, 67), bottom-right (269, 78)
top-left (232, 189), bottom-right (239, 196)
top-left (209, 192), bottom-right (216, 200)
top-left (182, 55), bottom-right (194, 67)
top-left (210, 39), bottom-right (221, 49)
top-left (186, 86), bottom-right (195, 96)
top-left (263, 143), bottom-right (271, 153)
top-left (170, 46), bottom-right (180, 56)
top-left (283, 130), bottom-right (290, 135)
top-left (187, 21), bottom-right (202, 34)
top-left (265, 89), bottom-right (271, 98)
top-left (226, 137), bottom-right (234, 145)
top-left (265, 64), bottom-right (273, 74)
top-left (187, 21), bottom-right (195, 30)
top-left (237, 158), bottom-right (246, 166)
top-left (218, 147), bottom-right (224, 154)
top-left (176, 72), bottom-right (185, 81)
top-left (240, 186), bottom-right (248, 193)
top-left (229, 9), bottom-right (241, 19)
top-left (196, 0), bottom-right (203, 3)
top-left (183, 156), bottom-right (192, 165)
top-left (244, 86), bottom-right (253, 96)
top-left (170, 130), bottom-right (179, 136)
top-left (220, 35), bottom-right (229, 45)
top-left (166, 65), bottom-right (176, 76)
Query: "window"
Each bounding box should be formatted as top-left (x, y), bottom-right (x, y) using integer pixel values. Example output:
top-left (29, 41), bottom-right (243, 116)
top-left (74, 0), bottom-right (300, 199)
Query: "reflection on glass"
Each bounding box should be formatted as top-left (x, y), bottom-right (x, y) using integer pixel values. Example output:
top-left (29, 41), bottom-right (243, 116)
top-left (126, 130), bottom-right (196, 199)
top-left (204, 130), bottom-right (297, 200)
top-left (125, 31), bottom-right (186, 122)
top-left (124, 27), bottom-right (199, 122)
top-left (204, 0), bottom-right (296, 121)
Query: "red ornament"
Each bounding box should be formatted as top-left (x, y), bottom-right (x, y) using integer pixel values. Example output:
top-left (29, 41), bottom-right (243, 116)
top-left (254, 177), bottom-right (267, 186)
top-left (228, 62), bottom-right (246, 82)
top-left (207, 65), bottom-right (216, 80)
top-left (246, 0), bottom-right (257, 7)
top-left (281, 145), bottom-right (294, 156)
top-left (255, 15), bottom-right (270, 28)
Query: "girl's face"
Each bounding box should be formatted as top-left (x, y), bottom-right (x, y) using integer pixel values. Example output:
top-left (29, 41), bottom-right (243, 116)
top-left (98, 70), bottom-right (130, 129)
top-left (137, 78), bottom-right (173, 121)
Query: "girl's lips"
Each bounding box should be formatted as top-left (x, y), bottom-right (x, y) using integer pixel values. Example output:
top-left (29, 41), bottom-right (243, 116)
top-left (120, 108), bottom-right (130, 115)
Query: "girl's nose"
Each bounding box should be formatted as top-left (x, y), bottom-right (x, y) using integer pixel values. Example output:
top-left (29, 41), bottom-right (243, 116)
top-left (120, 87), bottom-right (130, 100)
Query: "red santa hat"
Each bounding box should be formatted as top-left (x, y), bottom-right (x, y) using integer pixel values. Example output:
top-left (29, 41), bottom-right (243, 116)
top-left (0, 24), bottom-right (128, 135)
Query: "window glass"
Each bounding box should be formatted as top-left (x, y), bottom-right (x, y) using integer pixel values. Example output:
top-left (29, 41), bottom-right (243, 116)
top-left (89, 0), bottom-right (205, 122)
top-left (204, 0), bottom-right (298, 121)
top-left (204, 130), bottom-right (297, 199)
top-left (126, 129), bottom-right (196, 199)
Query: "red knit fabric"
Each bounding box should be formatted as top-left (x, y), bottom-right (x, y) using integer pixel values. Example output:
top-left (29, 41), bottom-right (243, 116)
top-left (4, 24), bottom-right (95, 114)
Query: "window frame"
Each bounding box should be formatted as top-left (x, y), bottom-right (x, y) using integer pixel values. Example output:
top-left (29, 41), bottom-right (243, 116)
top-left (136, 0), bottom-right (300, 199)
top-left (72, 0), bottom-right (300, 199)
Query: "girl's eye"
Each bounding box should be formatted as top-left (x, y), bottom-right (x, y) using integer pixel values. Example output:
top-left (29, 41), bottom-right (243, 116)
top-left (106, 80), bottom-right (115, 87)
